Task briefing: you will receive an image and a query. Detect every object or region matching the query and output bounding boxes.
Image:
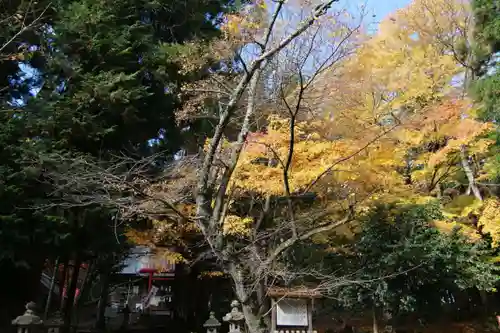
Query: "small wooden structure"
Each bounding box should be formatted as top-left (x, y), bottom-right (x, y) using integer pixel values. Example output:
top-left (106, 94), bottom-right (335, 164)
top-left (268, 287), bottom-right (321, 333)
top-left (116, 246), bottom-right (176, 318)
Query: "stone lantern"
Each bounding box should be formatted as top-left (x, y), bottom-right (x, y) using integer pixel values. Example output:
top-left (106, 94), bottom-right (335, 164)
top-left (12, 302), bottom-right (43, 333)
top-left (223, 300), bottom-right (245, 333)
top-left (203, 312), bottom-right (222, 333)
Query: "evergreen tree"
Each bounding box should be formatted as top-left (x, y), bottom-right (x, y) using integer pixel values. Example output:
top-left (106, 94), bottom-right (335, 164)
top-left (0, 0), bottom-right (241, 326)
top-left (471, 0), bottom-right (500, 122)
top-left (331, 203), bottom-right (498, 328)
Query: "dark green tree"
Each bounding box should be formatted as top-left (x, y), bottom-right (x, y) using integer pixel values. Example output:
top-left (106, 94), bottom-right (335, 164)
top-left (471, 0), bottom-right (500, 123)
top-left (0, 0), bottom-right (243, 327)
top-left (331, 203), bottom-right (498, 330)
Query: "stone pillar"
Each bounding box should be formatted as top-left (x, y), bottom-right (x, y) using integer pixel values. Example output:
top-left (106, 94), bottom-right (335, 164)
top-left (203, 312), bottom-right (221, 333)
top-left (12, 302), bottom-right (44, 333)
top-left (223, 300), bottom-right (245, 333)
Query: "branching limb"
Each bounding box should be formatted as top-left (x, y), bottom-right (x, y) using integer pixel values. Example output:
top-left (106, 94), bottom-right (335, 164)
top-left (196, 0), bottom-right (340, 224)
top-left (0, 2), bottom-right (52, 55)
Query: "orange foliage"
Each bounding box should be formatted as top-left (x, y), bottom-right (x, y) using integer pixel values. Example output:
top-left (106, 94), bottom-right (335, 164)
top-left (128, 0), bottom-right (497, 249)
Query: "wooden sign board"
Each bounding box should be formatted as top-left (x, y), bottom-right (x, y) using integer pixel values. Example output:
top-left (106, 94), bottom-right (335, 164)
top-left (276, 299), bottom-right (308, 326)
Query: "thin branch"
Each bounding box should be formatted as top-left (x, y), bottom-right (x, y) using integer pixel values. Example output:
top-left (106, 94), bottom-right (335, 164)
top-left (303, 124), bottom-right (398, 193)
top-left (0, 2), bottom-right (51, 54)
top-left (263, 0), bottom-right (285, 49)
top-left (212, 68), bottom-right (264, 232)
top-left (183, 88), bottom-right (231, 96)
top-left (196, 0), bottom-right (340, 223)
top-left (259, 214), bottom-right (352, 275)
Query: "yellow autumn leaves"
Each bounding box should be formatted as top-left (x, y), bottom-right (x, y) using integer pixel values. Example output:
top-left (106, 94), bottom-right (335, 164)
top-left (125, 0), bottom-right (499, 246)
top-left (220, 0), bottom-right (266, 44)
top-left (223, 215), bottom-right (253, 236)
top-left (209, 0), bottom-right (498, 239)
top-left (479, 199), bottom-right (500, 245)
top-left (227, 117), bottom-right (409, 206)
top-left (400, 99), bottom-right (495, 169)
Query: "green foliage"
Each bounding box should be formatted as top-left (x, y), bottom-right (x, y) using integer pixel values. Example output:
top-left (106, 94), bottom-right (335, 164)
top-left (482, 151), bottom-right (500, 184)
top-left (332, 203), bottom-right (498, 321)
top-left (471, 0), bottom-right (500, 123)
top-left (472, 70), bottom-right (500, 123)
top-left (0, 111), bottom-right (65, 262)
top-left (0, 0), bottom-right (241, 267)
top-left (472, 0), bottom-right (500, 57)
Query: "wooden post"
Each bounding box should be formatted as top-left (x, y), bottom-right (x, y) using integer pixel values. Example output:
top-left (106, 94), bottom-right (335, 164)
top-left (148, 272), bottom-right (153, 291)
top-left (307, 299), bottom-right (313, 333)
top-left (271, 298), bottom-right (277, 333)
top-left (44, 257), bottom-right (60, 320)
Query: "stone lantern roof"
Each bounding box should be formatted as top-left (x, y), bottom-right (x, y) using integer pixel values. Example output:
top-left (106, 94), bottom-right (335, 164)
top-left (223, 300), bottom-right (245, 322)
top-left (203, 312), bottom-right (222, 328)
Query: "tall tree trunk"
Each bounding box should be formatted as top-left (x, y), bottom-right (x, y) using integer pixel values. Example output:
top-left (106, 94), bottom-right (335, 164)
top-left (44, 257), bottom-right (59, 319)
top-left (372, 306), bottom-right (379, 333)
top-left (231, 265), bottom-right (266, 333)
top-left (479, 290), bottom-right (489, 313)
top-left (63, 254), bottom-right (82, 333)
top-left (76, 262), bottom-right (92, 306)
top-left (95, 271), bottom-right (110, 331)
top-left (241, 302), bottom-right (265, 333)
top-left (74, 261), bottom-right (93, 326)
top-left (460, 146), bottom-right (489, 312)
top-left (59, 259), bottom-right (69, 311)
top-left (460, 145), bottom-right (482, 201)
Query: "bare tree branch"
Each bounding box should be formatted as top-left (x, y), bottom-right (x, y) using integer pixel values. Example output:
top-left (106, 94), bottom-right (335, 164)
top-left (0, 2), bottom-right (51, 55)
top-left (303, 124), bottom-right (399, 193)
top-left (196, 0), bottom-right (340, 224)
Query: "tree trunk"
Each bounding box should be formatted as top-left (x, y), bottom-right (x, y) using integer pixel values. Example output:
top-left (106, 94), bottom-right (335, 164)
top-left (242, 302), bottom-right (265, 333)
top-left (372, 306), bottom-right (379, 333)
top-left (479, 290), bottom-right (489, 313)
top-left (460, 146), bottom-right (489, 312)
top-left (95, 271), bottom-right (110, 331)
top-left (460, 146), bottom-right (482, 201)
top-left (63, 255), bottom-right (82, 333)
top-left (74, 261), bottom-right (93, 326)
top-left (44, 257), bottom-right (59, 319)
top-left (436, 183), bottom-right (442, 199)
top-left (230, 263), bottom-right (267, 333)
top-left (59, 259), bottom-right (69, 311)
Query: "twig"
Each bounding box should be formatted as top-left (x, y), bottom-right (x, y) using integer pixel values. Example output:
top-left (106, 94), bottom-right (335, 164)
top-left (0, 2), bottom-right (52, 54)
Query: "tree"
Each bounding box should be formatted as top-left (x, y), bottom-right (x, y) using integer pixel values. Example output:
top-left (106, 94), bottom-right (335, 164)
top-left (0, 0), bottom-right (246, 328)
top-left (43, 1), bottom-right (371, 332)
top-left (327, 0), bottom-right (500, 248)
top-left (470, 0), bottom-right (500, 124)
top-left (40, 0), bottom-right (500, 332)
top-left (0, 2), bottom-right (63, 318)
top-left (331, 202), bottom-right (497, 331)
top-left (0, 113), bottom-right (69, 326)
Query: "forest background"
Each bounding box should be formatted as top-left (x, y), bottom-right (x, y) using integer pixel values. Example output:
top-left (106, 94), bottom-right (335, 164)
top-left (1, 0), bottom-right (500, 332)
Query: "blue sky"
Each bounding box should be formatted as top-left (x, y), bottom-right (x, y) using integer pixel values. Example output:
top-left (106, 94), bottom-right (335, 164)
top-left (366, 0), bottom-right (411, 19)
top-left (330, 0), bottom-right (411, 33)
top-left (17, 0), bottom-right (413, 105)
